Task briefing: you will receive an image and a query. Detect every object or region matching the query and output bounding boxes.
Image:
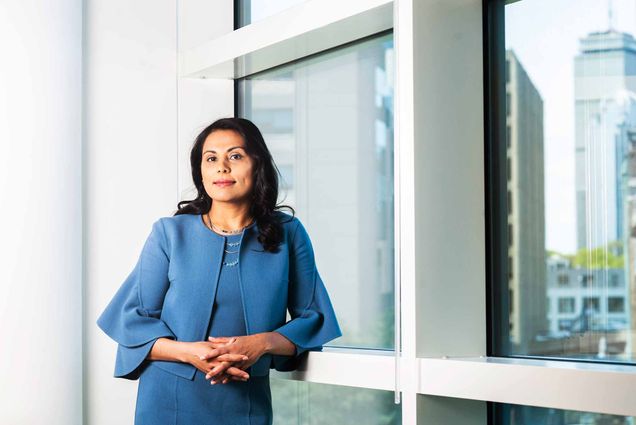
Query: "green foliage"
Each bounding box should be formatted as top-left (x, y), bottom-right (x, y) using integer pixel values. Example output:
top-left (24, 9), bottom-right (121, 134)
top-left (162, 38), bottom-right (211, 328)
top-left (548, 241), bottom-right (624, 269)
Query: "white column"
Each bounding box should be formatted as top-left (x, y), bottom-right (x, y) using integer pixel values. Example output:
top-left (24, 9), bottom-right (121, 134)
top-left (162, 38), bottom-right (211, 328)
top-left (84, 1), bottom-right (179, 423)
top-left (0, 1), bottom-right (83, 424)
top-left (84, 0), bottom-right (234, 423)
top-left (400, 0), bottom-right (488, 423)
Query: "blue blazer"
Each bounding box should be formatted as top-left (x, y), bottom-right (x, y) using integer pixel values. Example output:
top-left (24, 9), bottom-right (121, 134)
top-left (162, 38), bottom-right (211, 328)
top-left (96, 211), bottom-right (342, 381)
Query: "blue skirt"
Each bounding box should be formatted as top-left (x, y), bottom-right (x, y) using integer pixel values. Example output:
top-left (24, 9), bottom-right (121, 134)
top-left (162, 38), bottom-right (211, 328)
top-left (134, 363), bottom-right (272, 425)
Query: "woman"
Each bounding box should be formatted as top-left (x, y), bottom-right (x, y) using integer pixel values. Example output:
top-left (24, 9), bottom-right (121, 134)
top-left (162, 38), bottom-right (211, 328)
top-left (96, 117), bottom-right (342, 424)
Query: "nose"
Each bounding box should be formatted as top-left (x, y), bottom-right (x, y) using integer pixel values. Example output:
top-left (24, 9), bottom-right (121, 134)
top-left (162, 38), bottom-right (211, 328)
top-left (216, 160), bottom-right (230, 173)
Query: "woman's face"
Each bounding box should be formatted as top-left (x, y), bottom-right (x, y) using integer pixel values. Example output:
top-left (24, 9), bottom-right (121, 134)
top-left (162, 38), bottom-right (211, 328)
top-left (201, 129), bottom-right (255, 207)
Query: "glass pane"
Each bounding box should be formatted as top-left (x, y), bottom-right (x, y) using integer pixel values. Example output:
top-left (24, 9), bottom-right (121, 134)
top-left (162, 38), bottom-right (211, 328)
top-left (502, 0), bottom-right (636, 361)
top-left (498, 403), bottom-right (634, 425)
top-left (238, 32), bottom-right (395, 350)
top-left (271, 379), bottom-right (401, 425)
top-left (237, 0), bottom-right (308, 28)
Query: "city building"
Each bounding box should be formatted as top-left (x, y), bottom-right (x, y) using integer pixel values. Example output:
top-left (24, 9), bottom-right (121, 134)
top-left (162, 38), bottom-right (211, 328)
top-left (505, 50), bottom-right (548, 354)
top-left (574, 30), bottom-right (636, 251)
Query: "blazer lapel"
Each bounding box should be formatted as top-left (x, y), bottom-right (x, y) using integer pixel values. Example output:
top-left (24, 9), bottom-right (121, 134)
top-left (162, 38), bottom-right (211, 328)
top-left (189, 215), bottom-right (225, 341)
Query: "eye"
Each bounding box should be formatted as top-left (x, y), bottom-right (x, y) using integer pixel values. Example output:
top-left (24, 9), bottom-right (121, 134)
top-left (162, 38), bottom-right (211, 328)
top-left (230, 153), bottom-right (243, 160)
top-left (206, 156), bottom-right (216, 162)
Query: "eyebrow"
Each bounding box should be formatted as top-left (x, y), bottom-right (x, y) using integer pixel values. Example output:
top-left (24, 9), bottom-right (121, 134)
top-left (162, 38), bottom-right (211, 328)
top-left (203, 146), bottom-right (245, 154)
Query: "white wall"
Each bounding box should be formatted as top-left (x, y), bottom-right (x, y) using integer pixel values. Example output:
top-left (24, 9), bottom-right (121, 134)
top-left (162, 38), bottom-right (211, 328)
top-left (84, 1), bottom-right (178, 423)
top-left (84, 1), bottom-right (233, 423)
top-left (177, 0), bottom-right (234, 200)
top-left (0, 1), bottom-right (83, 424)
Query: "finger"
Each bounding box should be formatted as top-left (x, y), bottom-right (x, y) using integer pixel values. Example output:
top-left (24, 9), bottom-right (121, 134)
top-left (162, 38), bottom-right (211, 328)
top-left (200, 345), bottom-right (231, 361)
top-left (210, 372), bottom-right (224, 385)
top-left (206, 341), bottom-right (232, 349)
top-left (211, 372), bottom-right (231, 385)
top-left (198, 348), bottom-right (220, 361)
top-left (226, 366), bottom-right (249, 380)
top-left (208, 336), bottom-right (235, 344)
top-left (205, 362), bottom-right (225, 380)
top-left (216, 353), bottom-right (249, 362)
top-left (205, 361), bottom-right (231, 380)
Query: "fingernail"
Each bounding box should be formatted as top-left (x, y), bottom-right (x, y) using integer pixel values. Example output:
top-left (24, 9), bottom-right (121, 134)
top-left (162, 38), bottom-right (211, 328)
top-left (211, 380), bottom-right (216, 385)
top-left (243, 356), bottom-right (248, 360)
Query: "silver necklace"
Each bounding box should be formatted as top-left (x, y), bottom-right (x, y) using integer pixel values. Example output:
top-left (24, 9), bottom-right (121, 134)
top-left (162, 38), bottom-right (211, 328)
top-left (204, 213), bottom-right (254, 235)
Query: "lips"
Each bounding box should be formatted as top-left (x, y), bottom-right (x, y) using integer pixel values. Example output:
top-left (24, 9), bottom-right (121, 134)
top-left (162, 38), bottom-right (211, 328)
top-left (214, 180), bottom-right (235, 187)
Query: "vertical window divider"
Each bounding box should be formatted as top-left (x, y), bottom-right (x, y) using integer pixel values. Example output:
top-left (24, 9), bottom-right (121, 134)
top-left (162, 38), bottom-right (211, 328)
top-left (393, 0), bottom-right (402, 406)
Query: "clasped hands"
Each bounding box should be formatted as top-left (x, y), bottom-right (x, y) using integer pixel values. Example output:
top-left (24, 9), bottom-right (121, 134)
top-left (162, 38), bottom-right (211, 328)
top-left (188, 334), bottom-right (268, 385)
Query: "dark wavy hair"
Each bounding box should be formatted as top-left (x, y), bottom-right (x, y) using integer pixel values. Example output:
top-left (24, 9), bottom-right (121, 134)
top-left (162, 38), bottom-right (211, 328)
top-left (174, 117), bottom-right (295, 252)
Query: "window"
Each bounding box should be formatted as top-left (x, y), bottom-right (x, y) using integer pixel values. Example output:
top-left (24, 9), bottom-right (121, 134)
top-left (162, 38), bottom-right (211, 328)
top-left (608, 297), bottom-right (625, 313)
top-left (506, 124), bottom-right (511, 149)
top-left (277, 164), bottom-right (294, 190)
top-left (251, 108), bottom-right (293, 134)
top-left (557, 274), bottom-right (569, 285)
top-left (509, 288), bottom-right (514, 315)
top-left (271, 380), bottom-right (401, 425)
top-left (237, 32), bottom-right (395, 350)
top-left (505, 59), bottom-right (510, 84)
top-left (508, 256), bottom-right (513, 279)
top-left (494, 0), bottom-right (636, 364)
top-left (506, 93), bottom-right (511, 117)
top-left (236, 0), bottom-right (308, 28)
top-left (228, 3), bottom-right (399, 421)
top-left (498, 403), bottom-right (634, 424)
top-left (583, 297), bottom-right (600, 313)
top-left (558, 319), bottom-right (572, 331)
top-left (508, 223), bottom-right (513, 247)
top-left (558, 297), bottom-right (575, 314)
top-left (507, 157), bottom-right (511, 182)
top-left (580, 273), bottom-right (594, 287)
top-left (610, 273), bottom-right (621, 288)
top-left (507, 190), bottom-right (512, 215)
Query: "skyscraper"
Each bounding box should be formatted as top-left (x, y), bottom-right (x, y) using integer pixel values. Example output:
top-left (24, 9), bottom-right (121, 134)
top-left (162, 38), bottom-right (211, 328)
top-left (574, 30), bottom-right (636, 251)
top-left (506, 50), bottom-right (547, 353)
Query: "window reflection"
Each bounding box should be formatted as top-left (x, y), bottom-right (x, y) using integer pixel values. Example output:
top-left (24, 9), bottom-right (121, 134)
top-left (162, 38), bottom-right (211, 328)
top-left (500, 403), bottom-right (633, 425)
top-left (238, 32), bottom-right (395, 350)
top-left (271, 379), bottom-right (401, 425)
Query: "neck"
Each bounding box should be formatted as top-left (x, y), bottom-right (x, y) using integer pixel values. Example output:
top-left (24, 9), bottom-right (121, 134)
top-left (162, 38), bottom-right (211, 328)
top-left (207, 202), bottom-right (253, 230)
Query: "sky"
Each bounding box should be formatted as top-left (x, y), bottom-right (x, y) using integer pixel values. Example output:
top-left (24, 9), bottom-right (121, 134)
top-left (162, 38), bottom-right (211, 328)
top-left (506, 0), bottom-right (636, 254)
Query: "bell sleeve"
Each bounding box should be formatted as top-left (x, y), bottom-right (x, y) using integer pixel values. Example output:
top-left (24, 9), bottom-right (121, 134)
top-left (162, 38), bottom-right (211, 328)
top-left (96, 219), bottom-right (176, 380)
top-left (271, 219), bottom-right (342, 372)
